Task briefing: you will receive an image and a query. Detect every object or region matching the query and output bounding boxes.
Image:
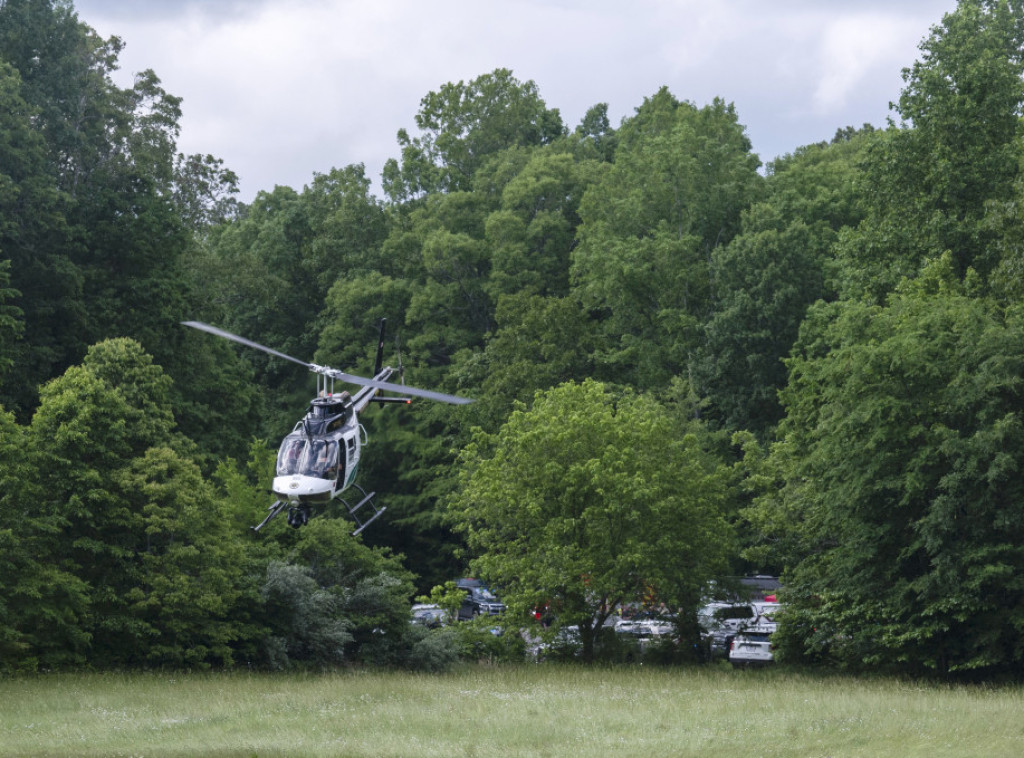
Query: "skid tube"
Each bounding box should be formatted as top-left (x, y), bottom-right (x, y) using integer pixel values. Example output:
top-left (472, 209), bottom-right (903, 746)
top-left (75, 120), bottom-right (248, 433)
top-left (344, 483), bottom-right (386, 536)
top-left (252, 499), bottom-right (289, 533)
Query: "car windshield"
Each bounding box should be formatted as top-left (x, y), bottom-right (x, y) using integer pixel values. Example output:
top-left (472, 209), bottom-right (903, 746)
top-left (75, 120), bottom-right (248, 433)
top-left (474, 588), bottom-right (498, 601)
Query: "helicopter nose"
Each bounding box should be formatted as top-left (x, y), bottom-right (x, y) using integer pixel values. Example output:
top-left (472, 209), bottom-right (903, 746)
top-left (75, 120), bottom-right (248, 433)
top-left (273, 475), bottom-right (333, 503)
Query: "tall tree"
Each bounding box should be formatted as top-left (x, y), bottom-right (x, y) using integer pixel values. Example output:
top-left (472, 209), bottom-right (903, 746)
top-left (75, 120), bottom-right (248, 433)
top-left (572, 90), bottom-right (762, 388)
top-left (0, 404), bottom-right (90, 670)
top-left (28, 338), bottom-right (253, 667)
top-left (695, 130), bottom-right (870, 437)
top-left (382, 68), bottom-right (565, 200)
top-left (0, 0), bottom-right (211, 420)
top-left (837, 0), bottom-right (1024, 300)
top-left (752, 258), bottom-right (1024, 674)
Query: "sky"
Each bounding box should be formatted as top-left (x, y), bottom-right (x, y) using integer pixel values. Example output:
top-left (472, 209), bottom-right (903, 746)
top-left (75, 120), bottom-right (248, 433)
top-left (74, 0), bottom-right (960, 204)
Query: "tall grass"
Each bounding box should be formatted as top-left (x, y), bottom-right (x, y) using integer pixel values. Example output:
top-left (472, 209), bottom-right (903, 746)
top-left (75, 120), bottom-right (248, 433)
top-left (1, 665), bottom-right (1022, 757)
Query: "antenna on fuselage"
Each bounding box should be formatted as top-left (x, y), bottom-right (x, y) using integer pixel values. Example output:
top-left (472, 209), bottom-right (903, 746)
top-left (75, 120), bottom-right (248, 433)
top-left (374, 318), bottom-right (386, 377)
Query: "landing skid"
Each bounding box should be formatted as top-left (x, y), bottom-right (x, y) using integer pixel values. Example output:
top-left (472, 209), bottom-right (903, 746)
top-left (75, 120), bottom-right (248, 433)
top-left (252, 500), bottom-right (289, 532)
top-left (251, 500), bottom-right (313, 532)
top-left (343, 483), bottom-right (386, 536)
top-left (250, 485), bottom-right (385, 536)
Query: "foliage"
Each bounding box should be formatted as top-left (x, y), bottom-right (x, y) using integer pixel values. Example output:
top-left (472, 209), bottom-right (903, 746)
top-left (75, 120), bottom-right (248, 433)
top-left (572, 89), bottom-right (762, 388)
top-left (23, 339), bottom-right (260, 668)
top-left (836, 0), bottom-right (1024, 300)
top-left (694, 131), bottom-right (870, 437)
top-left (448, 379), bottom-right (734, 662)
top-left (382, 68), bottom-right (565, 199)
top-left (753, 263), bottom-right (1024, 674)
top-left (417, 581), bottom-right (466, 626)
top-left (260, 560), bottom-right (353, 670)
top-left (5, 0), bottom-right (1024, 679)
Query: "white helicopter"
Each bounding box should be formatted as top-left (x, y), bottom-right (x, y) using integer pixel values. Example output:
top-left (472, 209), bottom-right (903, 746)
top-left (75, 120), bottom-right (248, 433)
top-left (183, 320), bottom-right (472, 535)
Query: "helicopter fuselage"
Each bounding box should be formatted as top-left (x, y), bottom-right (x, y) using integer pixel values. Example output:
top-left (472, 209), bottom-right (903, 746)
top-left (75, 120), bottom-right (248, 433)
top-left (271, 393), bottom-right (364, 505)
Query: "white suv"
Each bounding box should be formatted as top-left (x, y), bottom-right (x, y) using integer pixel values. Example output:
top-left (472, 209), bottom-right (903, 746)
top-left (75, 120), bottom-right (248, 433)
top-left (729, 630), bottom-right (774, 666)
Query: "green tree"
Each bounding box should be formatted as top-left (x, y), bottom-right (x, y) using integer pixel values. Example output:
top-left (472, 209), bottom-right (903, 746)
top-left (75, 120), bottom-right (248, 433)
top-left (837, 0), bottom-right (1024, 300)
top-left (695, 131), bottom-right (870, 437)
top-left (0, 259), bottom-right (23, 385)
top-left (253, 518), bottom-right (422, 669)
top-left (0, 404), bottom-right (90, 670)
top-left (120, 446), bottom-right (255, 668)
top-left (382, 68), bottom-right (565, 200)
top-left (483, 150), bottom-right (591, 299)
top-left (260, 560), bottom-right (353, 670)
top-left (754, 258), bottom-right (1024, 674)
top-left (572, 90), bottom-right (762, 388)
top-left (303, 164), bottom-right (389, 285)
top-left (448, 379), bottom-right (734, 662)
top-left (0, 0), bottom-right (223, 422)
top-left (0, 52), bottom-right (73, 417)
top-left (453, 293), bottom-right (599, 433)
top-left (28, 339), bottom-right (254, 667)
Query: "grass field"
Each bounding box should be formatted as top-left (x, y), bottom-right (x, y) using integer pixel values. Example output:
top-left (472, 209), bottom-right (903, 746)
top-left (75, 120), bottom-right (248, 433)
top-left (1, 664), bottom-right (1022, 757)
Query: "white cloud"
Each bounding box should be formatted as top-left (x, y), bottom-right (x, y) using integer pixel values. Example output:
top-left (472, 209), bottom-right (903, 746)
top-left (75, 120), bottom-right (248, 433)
top-left (76, 0), bottom-right (958, 201)
top-left (812, 13), bottom-right (922, 115)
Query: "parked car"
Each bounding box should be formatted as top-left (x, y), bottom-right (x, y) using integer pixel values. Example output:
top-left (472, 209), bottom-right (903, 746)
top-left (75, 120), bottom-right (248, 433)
top-left (457, 584), bottom-right (506, 620)
top-left (729, 631), bottom-right (774, 666)
top-left (699, 601), bottom-right (780, 659)
top-left (410, 603), bottom-right (447, 628)
top-left (751, 601), bottom-right (780, 632)
top-left (699, 602), bottom-right (757, 658)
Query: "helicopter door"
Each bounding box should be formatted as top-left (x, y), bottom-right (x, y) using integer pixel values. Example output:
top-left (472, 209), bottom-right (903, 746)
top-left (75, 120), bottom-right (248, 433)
top-left (343, 430), bottom-right (361, 488)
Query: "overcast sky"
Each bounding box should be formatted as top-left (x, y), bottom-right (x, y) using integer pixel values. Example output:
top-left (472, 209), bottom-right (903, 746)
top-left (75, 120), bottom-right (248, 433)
top-left (74, 0), bottom-right (959, 203)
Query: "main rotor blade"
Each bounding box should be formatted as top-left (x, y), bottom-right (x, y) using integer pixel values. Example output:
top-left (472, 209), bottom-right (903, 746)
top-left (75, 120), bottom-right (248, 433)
top-left (182, 321), bottom-right (311, 368)
top-left (341, 372), bottom-right (473, 405)
top-left (183, 321), bottom-right (474, 405)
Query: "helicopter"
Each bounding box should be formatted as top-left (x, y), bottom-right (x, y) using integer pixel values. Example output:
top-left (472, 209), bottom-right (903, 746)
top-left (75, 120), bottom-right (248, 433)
top-left (182, 319), bottom-right (472, 535)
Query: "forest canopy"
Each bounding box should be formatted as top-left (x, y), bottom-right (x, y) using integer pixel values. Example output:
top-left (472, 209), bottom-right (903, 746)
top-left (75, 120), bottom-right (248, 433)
top-left (2, 0), bottom-right (1024, 676)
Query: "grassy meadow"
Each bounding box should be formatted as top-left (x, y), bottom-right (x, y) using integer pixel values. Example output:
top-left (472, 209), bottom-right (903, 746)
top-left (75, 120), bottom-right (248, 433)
top-left (1, 665), bottom-right (1022, 757)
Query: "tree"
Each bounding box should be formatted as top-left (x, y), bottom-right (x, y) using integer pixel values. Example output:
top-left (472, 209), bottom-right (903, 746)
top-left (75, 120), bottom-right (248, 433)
top-left (448, 379), bottom-right (734, 662)
top-left (0, 259), bottom-right (23, 385)
top-left (483, 150), bottom-right (591, 300)
top-left (753, 258), bottom-right (1024, 674)
top-left (572, 90), bottom-right (762, 388)
top-left (27, 338), bottom-right (255, 667)
top-left (382, 68), bottom-right (565, 200)
top-left (0, 404), bottom-right (90, 670)
top-left (837, 0), bottom-right (1024, 300)
top-left (694, 131), bottom-right (871, 437)
top-left (453, 293), bottom-right (599, 433)
top-left (119, 446), bottom-right (255, 668)
top-left (303, 164), bottom-right (389, 287)
top-left (0, 0), bottom-right (223, 421)
top-left (253, 518), bottom-right (422, 669)
top-left (0, 53), bottom-right (73, 417)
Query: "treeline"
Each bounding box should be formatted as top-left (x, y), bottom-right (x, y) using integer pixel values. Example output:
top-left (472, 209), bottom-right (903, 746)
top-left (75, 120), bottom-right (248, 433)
top-left (1, 0), bottom-right (1024, 676)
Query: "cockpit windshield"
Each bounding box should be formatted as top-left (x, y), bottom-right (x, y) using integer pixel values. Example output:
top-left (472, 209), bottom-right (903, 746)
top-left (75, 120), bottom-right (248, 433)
top-left (277, 436), bottom-right (307, 476)
top-left (301, 439), bottom-right (339, 480)
top-left (276, 436), bottom-right (340, 480)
